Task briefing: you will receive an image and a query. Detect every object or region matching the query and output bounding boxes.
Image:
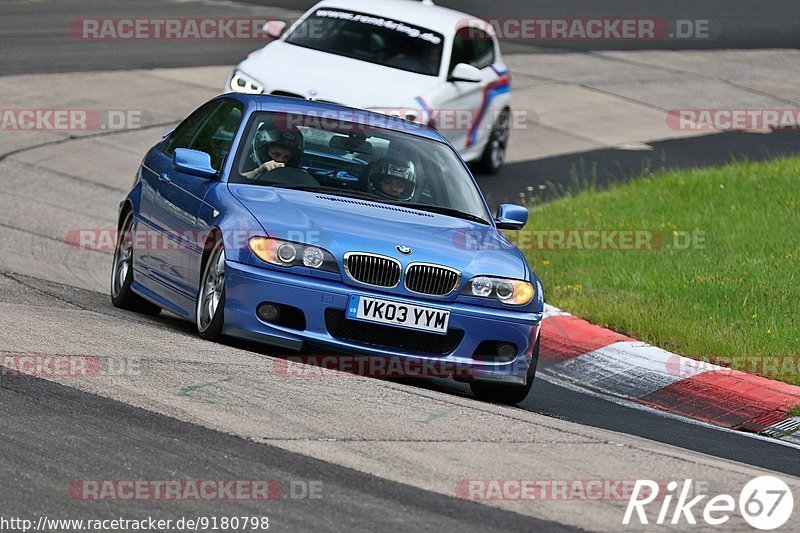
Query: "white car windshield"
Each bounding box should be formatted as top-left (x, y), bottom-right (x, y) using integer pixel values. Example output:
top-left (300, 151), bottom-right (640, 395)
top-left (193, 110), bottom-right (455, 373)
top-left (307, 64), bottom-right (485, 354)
top-left (231, 111), bottom-right (492, 225)
top-left (284, 8), bottom-right (444, 76)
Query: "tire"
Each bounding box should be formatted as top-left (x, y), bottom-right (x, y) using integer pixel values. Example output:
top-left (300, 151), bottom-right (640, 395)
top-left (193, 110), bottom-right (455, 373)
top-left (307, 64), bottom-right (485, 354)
top-left (470, 337), bottom-right (539, 405)
top-left (110, 210), bottom-right (162, 316)
top-left (475, 108), bottom-right (510, 175)
top-left (196, 238), bottom-right (226, 341)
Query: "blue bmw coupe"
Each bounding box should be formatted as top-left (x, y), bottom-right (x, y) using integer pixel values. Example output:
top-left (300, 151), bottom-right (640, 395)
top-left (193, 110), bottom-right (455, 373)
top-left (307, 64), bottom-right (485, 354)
top-left (112, 94), bottom-right (543, 404)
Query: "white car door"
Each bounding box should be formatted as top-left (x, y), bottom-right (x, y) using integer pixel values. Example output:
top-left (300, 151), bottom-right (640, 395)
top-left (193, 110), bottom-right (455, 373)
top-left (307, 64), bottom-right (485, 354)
top-left (434, 28), bottom-right (502, 157)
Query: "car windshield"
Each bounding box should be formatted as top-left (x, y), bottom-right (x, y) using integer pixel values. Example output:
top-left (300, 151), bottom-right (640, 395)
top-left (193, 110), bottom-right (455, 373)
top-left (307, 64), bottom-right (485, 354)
top-left (284, 8), bottom-right (444, 76)
top-left (230, 111), bottom-right (491, 225)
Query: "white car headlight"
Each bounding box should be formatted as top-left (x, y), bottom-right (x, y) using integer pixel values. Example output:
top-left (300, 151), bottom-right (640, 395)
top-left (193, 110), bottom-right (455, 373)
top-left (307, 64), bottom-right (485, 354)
top-left (229, 70), bottom-right (265, 94)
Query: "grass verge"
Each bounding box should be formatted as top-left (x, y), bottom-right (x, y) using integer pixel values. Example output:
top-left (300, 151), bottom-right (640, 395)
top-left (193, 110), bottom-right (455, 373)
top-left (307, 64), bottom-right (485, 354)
top-left (515, 157), bottom-right (800, 385)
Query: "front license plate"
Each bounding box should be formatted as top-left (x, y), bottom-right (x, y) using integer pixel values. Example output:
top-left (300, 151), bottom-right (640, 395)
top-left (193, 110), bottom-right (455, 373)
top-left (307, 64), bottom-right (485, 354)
top-left (346, 295), bottom-right (450, 335)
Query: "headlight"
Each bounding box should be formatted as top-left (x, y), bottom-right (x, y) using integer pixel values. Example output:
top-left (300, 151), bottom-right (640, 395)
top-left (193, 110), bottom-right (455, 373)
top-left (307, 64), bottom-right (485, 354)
top-left (229, 71), bottom-right (264, 94)
top-left (249, 237), bottom-right (337, 272)
top-left (461, 276), bottom-right (534, 306)
top-left (470, 276), bottom-right (493, 297)
top-left (276, 242), bottom-right (297, 263)
top-left (302, 246), bottom-right (324, 268)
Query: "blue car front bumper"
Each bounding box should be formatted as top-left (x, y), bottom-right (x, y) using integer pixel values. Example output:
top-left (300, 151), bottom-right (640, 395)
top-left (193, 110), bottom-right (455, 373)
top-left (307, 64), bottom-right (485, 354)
top-left (223, 261), bottom-right (542, 385)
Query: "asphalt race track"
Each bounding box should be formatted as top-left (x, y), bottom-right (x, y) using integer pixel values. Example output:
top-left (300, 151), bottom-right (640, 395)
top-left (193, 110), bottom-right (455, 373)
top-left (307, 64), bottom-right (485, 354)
top-left (235, 0), bottom-right (800, 52)
top-left (490, 128), bottom-right (800, 206)
top-left (0, 340), bottom-right (568, 532)
top-left (6, 0), bottom-right (800, 209)
top-left (9, 0), bottom-right (800, 74)
top-left (4, 0), bottom-right (799, 75)
top-left (2, 0), bottom-right (800, 531)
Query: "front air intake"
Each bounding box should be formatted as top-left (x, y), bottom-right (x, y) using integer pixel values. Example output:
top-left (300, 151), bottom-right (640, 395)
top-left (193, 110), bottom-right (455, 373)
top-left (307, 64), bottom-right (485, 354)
top-left (343, 253), bottom-right (402, 288)
top-left (404, 263), bottom-right (461, 296)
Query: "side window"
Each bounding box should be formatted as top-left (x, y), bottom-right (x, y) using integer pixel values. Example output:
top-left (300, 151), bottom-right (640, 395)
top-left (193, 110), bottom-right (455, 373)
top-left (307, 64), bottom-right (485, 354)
top-left (188, 101), bottom-right (244, 171)
top-left (449, 29), bottom-right (470, 73)
top-left (163, 102), bottom-right (220, 156)
top-left (449, 28), bottom-right (495, 72)
top-left (469, 29), bottom-right (495, 70)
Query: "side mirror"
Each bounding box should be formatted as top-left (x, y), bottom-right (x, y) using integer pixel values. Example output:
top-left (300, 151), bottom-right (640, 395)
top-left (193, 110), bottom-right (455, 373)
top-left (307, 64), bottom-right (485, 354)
top-left (448, 63), bottom-right (482, 83)
top-left (495, 204), bottom-right (528, 230)
top-left (173, 148), bottom-right (217, 179)
top-left (263, 20), bottom-right (287, 39)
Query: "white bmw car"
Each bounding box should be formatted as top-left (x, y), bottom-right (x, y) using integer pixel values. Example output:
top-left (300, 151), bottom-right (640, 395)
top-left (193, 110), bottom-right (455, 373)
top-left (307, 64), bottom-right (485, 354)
top-left (226, 0), bottom-right (511, 173)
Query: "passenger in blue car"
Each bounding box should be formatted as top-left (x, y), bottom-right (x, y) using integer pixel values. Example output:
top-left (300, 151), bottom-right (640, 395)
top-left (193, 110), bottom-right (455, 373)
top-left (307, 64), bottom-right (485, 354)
top-left (368, 157), bottom-right (417, 201)
top-left (242, 126), bottom-right (304, 180)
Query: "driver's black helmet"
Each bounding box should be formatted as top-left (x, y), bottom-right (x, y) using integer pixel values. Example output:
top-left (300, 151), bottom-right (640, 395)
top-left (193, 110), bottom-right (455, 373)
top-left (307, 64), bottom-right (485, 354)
top-left (253, 125), bottom-right (304, 166)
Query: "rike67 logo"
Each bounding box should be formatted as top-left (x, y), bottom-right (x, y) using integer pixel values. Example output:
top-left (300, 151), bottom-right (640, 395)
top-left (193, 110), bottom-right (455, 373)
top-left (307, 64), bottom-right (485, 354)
top-left (624, 476), bottom-right (794, 529)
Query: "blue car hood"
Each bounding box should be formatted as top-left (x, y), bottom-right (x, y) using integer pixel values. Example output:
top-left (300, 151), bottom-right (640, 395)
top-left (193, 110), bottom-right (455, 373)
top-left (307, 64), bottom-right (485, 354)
top-left (230, 185), bottom-right (528, 281)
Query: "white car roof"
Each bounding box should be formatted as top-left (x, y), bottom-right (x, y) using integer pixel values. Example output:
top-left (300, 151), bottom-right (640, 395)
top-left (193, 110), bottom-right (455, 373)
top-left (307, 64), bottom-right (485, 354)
top-left (310, 0), bottom-right (490, 36)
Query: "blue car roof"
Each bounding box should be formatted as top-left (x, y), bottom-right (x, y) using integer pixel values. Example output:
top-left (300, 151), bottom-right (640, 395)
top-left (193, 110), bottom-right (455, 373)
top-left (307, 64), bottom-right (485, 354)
top-left (226, 93), bottom-right (450, 144)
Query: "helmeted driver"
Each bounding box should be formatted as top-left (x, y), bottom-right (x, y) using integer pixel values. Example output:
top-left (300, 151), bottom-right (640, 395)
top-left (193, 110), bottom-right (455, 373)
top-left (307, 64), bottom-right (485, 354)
top-left (368, 158), bottom-right (417, 201)
top-left (242, 126), bottom-right (304, 180)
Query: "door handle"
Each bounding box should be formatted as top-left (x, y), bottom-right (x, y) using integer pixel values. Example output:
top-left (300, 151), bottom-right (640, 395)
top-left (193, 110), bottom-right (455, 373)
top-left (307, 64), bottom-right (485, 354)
top-left (159, 173), bottom-right (172, 184)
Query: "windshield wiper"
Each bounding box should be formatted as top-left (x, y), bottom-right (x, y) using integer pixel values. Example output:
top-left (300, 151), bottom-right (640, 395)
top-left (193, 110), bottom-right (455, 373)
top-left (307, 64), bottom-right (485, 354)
top-left (396, 203), bottom-right (491, 225)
